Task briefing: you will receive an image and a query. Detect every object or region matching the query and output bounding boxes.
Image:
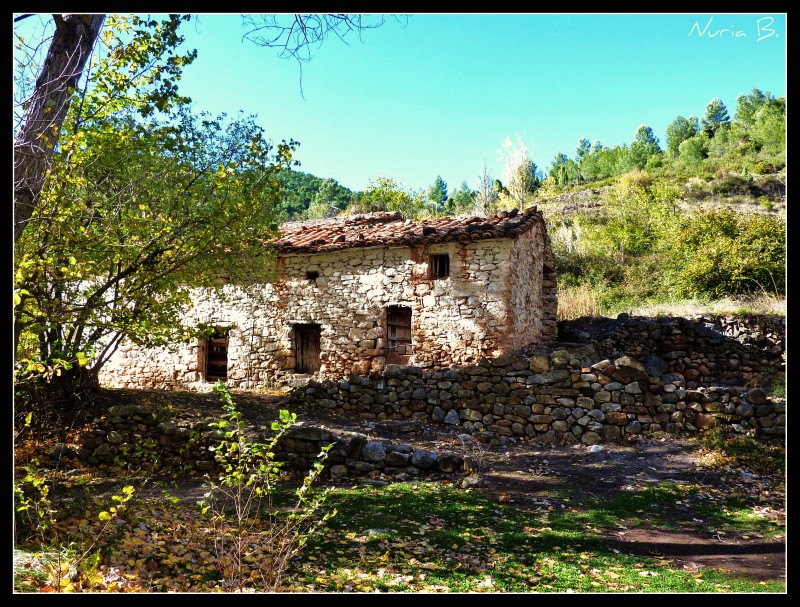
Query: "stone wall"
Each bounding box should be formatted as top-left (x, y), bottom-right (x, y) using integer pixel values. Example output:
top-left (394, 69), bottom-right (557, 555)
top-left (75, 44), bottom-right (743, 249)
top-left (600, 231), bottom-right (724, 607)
top-left (286, 314), bottom-right (785, 445)
top-left (74, 404), bottom-right (465, 481)
top-left (99, 229), bottom-right (555, 391)
top-left (73, 313), bottom-right (783, 480)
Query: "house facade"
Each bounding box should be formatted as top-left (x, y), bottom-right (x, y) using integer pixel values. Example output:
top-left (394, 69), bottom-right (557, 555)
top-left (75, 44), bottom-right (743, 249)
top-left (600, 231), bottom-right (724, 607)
top-left (98, 208), bottom-right (558, 390)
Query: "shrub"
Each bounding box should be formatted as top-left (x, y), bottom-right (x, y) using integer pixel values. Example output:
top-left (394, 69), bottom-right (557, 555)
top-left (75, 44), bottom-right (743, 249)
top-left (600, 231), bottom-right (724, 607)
top-left (199, 382), bottom-right (335, 592)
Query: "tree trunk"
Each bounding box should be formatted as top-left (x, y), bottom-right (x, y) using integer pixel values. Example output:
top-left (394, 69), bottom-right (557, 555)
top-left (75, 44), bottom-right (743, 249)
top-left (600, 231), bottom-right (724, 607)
top-left (14, 13), bottom-right (105, 242)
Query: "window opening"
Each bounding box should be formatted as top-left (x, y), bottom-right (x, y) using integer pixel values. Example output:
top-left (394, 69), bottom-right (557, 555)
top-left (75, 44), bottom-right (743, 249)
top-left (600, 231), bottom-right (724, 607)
top-left (429, 254), bottom-right (450, 278)
top-left (306, 271), bottom-right (319, 281)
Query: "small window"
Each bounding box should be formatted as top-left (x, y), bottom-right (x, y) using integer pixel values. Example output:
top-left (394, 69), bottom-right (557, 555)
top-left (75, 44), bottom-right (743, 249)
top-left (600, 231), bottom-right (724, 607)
top-left (294, 324), bottom-right (321, 374)
top-left (306, 271), bottom-right (319, 281)
top-left (387, 306), bottom-right (412, 363)
top-left (429, 254), bottom-right (450, 279)
top-left (204, 328), bottom-right (229, 381)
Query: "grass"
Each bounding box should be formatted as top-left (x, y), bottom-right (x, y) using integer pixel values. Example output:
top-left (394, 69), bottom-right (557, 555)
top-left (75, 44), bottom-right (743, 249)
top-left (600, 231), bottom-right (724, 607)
top-left (557, 290), bottom-right (786, 321)
top-left (287, 481), bottom-right (784, 593)
top-left (13, 462), bottom-right (785, 593)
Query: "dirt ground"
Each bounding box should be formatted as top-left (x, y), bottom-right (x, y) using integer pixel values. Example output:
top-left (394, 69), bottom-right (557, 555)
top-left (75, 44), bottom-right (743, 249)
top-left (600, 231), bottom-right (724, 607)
top-left (64, 388), bottom-right (783, 585)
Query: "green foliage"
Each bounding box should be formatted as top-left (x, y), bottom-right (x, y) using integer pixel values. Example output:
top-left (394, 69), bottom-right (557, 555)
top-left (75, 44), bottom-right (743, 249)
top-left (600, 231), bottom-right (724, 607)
top-left (701, 97), bottom-right (731, 137)
top-left (427, 175), bottom-right (448, 208)
top-left (665, 115), bottom-right (700, 157)
top-left (199, 382), bottom-right (335, 591)
top-left (279, 170), bottom-right (355, 219)
top-left (661, 207), bottom-right (785, 299)
top-left (14, 15), bottom-right (296, 399)
top-left (678, 132), bottom-right (709, 166)
top-left (445, 180), bottom-right (475, 215)
top-left (346, 176), bottom-right (426, 219)
top-left (630, 125), bottom-right (662, 169)
top-left (15, 409), bottom-right (137, 592)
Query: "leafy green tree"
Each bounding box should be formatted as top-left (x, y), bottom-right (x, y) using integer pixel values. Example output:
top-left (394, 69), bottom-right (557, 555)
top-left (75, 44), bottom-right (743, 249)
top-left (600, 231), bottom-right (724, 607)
top-left (575, 137), bottom-right (591, 161)
top-left (750, 99), bottom-right (786, 154)
top-left (678, 133), bottom-right (709, 167)
top-left (734, 88), bottom-right (773, 128)
top-left (446, 180), bottom-right (475, 215)
top-left (347, 177), bottom-right (423, 219)
top-left (549, 152), bottom-right (581, 186)
top-left (14, 13), bottom-right (394, 241)
top-left (701, 97), bottom-right (731, 137)
top-left (14, 15), bottom-right (296, 397)
top-left (665, 115), bottom-right (700, 158)
top-left (427, 175), bottom-right (448, 207)
top-left (14, 14), bottom-right (107, 242)
top-left (630, 124), bottom-right (662, 169)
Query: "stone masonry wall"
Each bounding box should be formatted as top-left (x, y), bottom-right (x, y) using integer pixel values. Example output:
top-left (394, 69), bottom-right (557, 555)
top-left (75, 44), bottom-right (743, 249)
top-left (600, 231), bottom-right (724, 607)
top-left (74, 404), bottom-right (465, 482)
top-left (508, 225), bottom-right (547, 349)
top-left (287, 314), bottom-right (785, 445)
top-left (99, 235), bottom-right (550, 391)
top-left (74, 313), bottom-right (783, 481)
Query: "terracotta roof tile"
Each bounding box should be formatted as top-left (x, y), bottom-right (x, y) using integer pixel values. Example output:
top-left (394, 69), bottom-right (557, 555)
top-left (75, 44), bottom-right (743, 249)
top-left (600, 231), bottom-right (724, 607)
top-left (269, 208), bottom-right (543, 254)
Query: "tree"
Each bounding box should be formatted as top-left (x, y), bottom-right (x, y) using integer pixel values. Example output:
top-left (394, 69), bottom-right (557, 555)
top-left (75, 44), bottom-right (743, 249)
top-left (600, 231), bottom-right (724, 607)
top-left (679, 132), bottom-right (709, 167)
top-left (14, 14), bottom-right (106, 242)
top-left (14, 15), bottom-right (295, 398)
top-left (701, 97), bottom-right (731, 137)
top-left (575, 137), bottom-right (591, 161)
top-left (630, 124), bottom-right (661, 169)
top-left (14, 13), bottom-right (396, 241)
top-left (14, 12), bottom-right (396, 395)
top-left (346, 177), bottom-right (423, 219)
top-left (548, 152), bottom-right (581, 187)
top-left (665, 115), bottom-right (700, 158)
top-left (474, 163), bottom-right (500, 216)
top-left (498, 135), bottom-right (535, 211)
top-left (734, 88), bottom-right (773, 128)
top-left (427, 175), bottom-right (448, 207)
top-left (446, 180), bottom-right (475, 215)
top-left (242, 14), bottom-right (402, 64)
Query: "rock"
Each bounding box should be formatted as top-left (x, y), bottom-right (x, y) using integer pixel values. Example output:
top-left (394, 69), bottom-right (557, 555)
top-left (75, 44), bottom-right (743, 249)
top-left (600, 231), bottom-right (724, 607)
top-left (48, 444), bottom-right (76, 459)
top-left (644, 355), bottom-right (668, 378)
top-left (410, 450), bottom-right (438, 469)
top-left (362, 441), bottom-right (387, 462)
top-left (746, 389), bottom-right (767, 405)
top-left (437, 454), bottom-right (464, 473)
top-left (444, 409), bottom-right (461, 425)
top-left (461, 475), bottom-right (484, 488)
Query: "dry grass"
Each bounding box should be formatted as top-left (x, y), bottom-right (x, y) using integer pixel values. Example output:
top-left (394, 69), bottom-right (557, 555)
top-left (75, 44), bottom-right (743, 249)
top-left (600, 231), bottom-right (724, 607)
top-left (625, 294), bottom-right (786, 318)
top-left (557, 286), bottom-right (785, 321)
top-left (557, 284), bottom-right (603, 320)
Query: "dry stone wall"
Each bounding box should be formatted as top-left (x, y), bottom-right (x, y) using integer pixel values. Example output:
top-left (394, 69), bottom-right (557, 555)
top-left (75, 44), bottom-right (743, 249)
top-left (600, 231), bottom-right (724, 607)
top-left (287, 314), bottom-right (785, 445)
top-left (73, 404), bottom-right (465, 481)
top-left (73, 313), bottom-right (783, 480)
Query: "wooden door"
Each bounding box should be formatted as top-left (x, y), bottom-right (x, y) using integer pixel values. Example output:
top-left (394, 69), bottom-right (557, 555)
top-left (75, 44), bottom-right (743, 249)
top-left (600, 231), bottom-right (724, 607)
top-left (294, 324), bottom-right (321, 373)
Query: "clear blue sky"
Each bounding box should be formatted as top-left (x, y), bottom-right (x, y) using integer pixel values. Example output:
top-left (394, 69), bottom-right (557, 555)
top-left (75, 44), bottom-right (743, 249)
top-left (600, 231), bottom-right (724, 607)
top-left (16, 13), bottom-right (788, 195)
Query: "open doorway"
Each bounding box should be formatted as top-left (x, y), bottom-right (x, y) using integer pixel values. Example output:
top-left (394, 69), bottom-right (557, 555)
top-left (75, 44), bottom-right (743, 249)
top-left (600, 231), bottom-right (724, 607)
top-left (204, 328), bottom-right (230, 381)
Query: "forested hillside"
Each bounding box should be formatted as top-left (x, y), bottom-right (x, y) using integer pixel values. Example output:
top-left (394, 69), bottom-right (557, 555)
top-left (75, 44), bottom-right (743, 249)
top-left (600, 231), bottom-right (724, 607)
top-left (278, 87), bottom-right (785, 319)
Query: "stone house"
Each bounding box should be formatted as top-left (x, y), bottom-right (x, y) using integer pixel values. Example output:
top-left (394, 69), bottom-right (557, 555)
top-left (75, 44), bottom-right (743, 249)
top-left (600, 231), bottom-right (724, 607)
top-left (98, 208), bottom-right (558, 390)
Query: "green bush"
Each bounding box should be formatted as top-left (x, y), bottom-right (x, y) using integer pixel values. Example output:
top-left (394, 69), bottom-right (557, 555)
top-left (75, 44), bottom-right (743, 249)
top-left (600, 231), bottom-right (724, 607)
top-left (662, 207), bottom-right (785, 298)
